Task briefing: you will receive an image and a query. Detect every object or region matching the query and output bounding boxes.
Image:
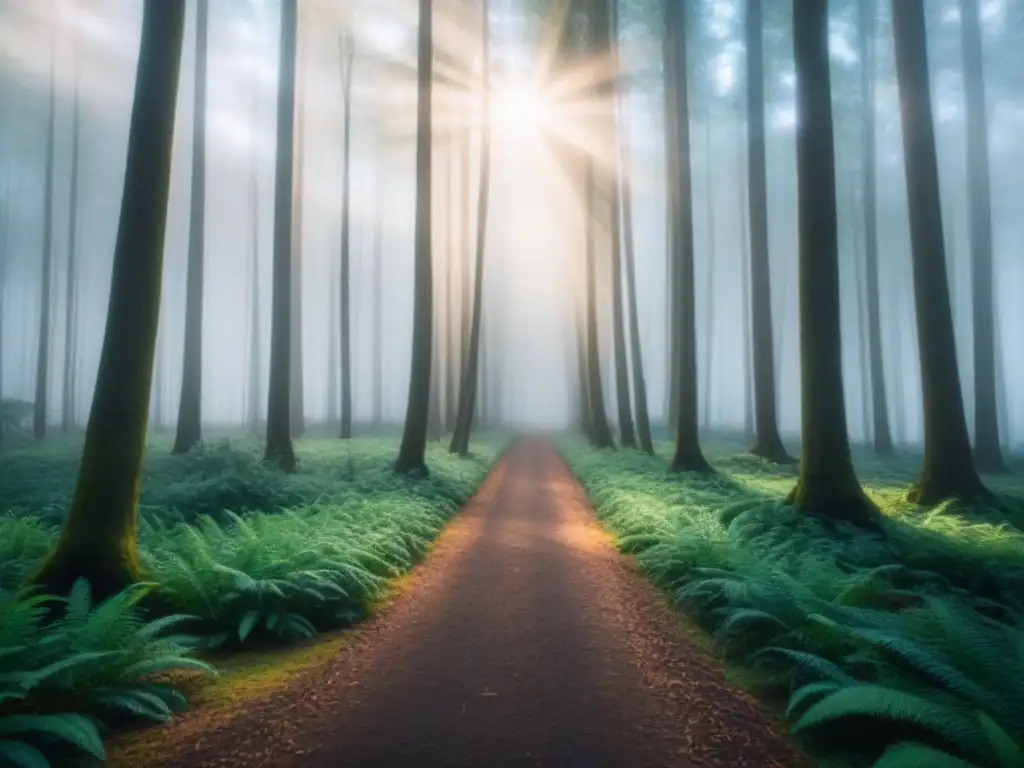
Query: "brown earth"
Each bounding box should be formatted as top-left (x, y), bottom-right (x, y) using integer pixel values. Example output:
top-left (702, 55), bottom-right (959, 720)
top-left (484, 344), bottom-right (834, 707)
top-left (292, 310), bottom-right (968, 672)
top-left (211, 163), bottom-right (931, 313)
top-left (126, 438), bottom-right (804, 768)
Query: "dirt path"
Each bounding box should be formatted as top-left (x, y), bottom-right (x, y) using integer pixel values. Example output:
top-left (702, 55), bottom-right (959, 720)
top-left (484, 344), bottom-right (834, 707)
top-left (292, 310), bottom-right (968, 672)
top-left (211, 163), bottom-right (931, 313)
top-left (141, 439), bottom-right (802, 767)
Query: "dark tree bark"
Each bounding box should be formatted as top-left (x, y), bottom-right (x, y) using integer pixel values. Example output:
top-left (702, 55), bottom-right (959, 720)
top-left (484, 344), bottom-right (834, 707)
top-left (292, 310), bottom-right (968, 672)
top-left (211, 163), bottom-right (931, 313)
top-left (34, 33), bottom-right (57, 440)
top-left (264, 0), bottom-right (298, 472)
top-left (172, 0), bottom-right (208, 455)
top-left (858, 0), bottom-right (893, 455)
top-left (395, 0), bottom-right (434, 474)
top-left (289, 24), bottom-right (307, 439)
top-left (959, 0), bottom-right (1005, 472)
top-left (737, 108), bottom-right (755, 442)
top-left (247, 174), bottom-right (261, 432)
top-left (583, 157), bottom-right (615, 449)
top-left (619, 104), bottom-right (653, 455)
top-left (702, 112), bottom-right (716, 429)
top-left (851, 193), bottom-right (873, 442)
top-left (33, 0), bottom-right (186, 598)
top-left (450, 0), bottom-right (490, 457)
top-left (890, 0), bottom-right (987, 504)
top-left (339, 31), bottom-right (354, 438)
top-left (62, 37), bottom-right (82, 435)
top-left (665, 0), bottom-right (711, 472)
top-left (788, 0), bottom-right (878, 527)
top-left (744, 0), bottom-right (792, 463)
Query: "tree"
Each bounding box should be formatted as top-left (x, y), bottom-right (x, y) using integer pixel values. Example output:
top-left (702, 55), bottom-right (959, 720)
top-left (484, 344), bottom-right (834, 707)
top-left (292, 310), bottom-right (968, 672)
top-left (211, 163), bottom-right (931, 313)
top-left (247, 174), bottom-right (261, 432)
top-left (34, 28), bottom-right (57, 440)
top-left (264, 0), bottom-right (299, 472)
top-left (449, 0), bottom-right (491, 458)
top-left (394, 0), bottom-right (434, 475)
top-left (890, 0), bottom-right (987, 504)
top-left (857, 0), bottom-right (893, 455)
top-left (290, 20), bottom-right (307, 439)
top-left (787, 0), bottom-right (878, 527)
top-left (744, 0), bottom-right (792, 463)
top-left (339, 29), bottom-right (355, 439)
top-left (62, 23), bottom-right (82, 435)
top-left (959, 0), bottom-right (1005, 472)
top-left (33, 0), bottom-right (187, 598)
top-left (372, 148), bottom-right (385, 426)
top-left (172, 0), bottom-right (208, 455)
top-left (665, 0), bottom-right (711, 473)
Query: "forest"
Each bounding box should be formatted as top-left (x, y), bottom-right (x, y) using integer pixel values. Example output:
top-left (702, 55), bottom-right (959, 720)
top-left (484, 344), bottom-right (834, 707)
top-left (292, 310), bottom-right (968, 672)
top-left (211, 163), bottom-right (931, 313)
top-left (0, 0), bottom-right (1022, 766)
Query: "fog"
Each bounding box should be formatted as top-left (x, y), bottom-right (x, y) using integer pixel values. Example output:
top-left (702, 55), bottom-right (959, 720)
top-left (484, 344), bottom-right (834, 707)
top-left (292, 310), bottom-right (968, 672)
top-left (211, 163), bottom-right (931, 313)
top-left (1, 0), bottom-right (1021, 445)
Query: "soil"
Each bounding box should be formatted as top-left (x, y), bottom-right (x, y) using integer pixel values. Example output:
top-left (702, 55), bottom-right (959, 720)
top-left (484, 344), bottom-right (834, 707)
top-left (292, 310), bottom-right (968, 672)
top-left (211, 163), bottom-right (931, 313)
top-left (129, 438), bottom-right (804, 768)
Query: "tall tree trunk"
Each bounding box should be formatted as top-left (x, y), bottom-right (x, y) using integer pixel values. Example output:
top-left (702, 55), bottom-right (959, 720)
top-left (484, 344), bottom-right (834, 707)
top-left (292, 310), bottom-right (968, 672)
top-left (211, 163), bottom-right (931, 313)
top-left (858, 0), bottom-right (893, 455)
top-left (460, 126), bottom-right (472, 374)
top-left (339, 31), bottom-right (354, 438)
top-left (450, 0), bottom-right (490, 457)
top-left (745, 0), bottom-right (792, 463)
top-left (619, 102), bottom-right (653, 454)
top-left (959, 0), bottom-right (1004, 472)
top-left (34, 29), bottom-right (57, 440)
top-left (702, 111), bottom-right (716, 429)
top-left (247, 174), bottom-right (261, 432)
top-left (851, 192), bottom-right (872, 442)
top-left (738, 109), bottom-right (755, 441)
top-left (33, 0), bottom-right (186, 598)
top-left (372, 155), bottom-right (384, 426)
top-left (395, 0), bottom-right (434, 474)
top-left (583, 157), bottom-right (615, 449)
top-left (289, 24), bottom-right (307, 439)
top-left (264, 0), bottom-right (298, 472)
top-left (788, 0), bottom-right (878, 527)
top-left (62, 35), bottom-right (82, 435)
top-left (172, 0), bottom-right (208, 455)
top-left (666, 0), bottom-right (711, 472)
top-left (445, 141), bottom-right (459, 433)
top-left (891, 0), bottom-right (987, 504)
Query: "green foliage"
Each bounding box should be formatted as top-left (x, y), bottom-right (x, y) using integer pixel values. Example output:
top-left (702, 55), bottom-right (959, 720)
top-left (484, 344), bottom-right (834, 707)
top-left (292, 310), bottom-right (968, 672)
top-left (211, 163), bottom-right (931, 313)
top-left (0, 580), bottom-right (214, 767)
top-left (560, 436), bottom-right (1024, 767)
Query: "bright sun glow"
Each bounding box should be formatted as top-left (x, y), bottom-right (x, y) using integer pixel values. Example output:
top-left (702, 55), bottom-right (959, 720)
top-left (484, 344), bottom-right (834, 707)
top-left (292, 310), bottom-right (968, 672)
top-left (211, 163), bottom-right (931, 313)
top-left (492, 79), bottom-right (554, 141)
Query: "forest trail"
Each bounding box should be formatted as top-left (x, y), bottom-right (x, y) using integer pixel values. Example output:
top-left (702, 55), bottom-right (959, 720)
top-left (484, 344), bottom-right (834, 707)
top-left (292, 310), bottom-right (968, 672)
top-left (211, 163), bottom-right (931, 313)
top-left (138, 439), bottom-right (801, 768)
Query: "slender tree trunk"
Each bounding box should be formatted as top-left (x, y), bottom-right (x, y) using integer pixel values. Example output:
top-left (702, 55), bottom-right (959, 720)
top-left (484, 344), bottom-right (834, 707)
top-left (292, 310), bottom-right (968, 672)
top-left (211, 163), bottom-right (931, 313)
top-left (172, 0), bottom-right (208, 455)
top-left (247, 174), bottom-right (261, 432)
top-left (745, 0), bottom-right (792, 463)
top-left (702, 112), bottom-right (716, 429)
top-left (34, 31), bottom-right (57, 440)
top-left (33, 0), bottom-right (186, 598)
top-left (395, 0), bottom-right (434, 474)
top-left (788, 0), bottom-right (878, 527)
top-left (959, 0), bottom-right (1004, 472)
top-left (372, 155), bottom-right (384, 426)
top-left (289, 25), bottom-right (307, 439)
top-left (666, 0), bottom-right (711, 472)
top-left (619, 103), bottom-right (653, 454)
top-left (851, 192), bottom-right (873, 442)
top-left (339, 32), bottom-right (354, 438)
top-left (450, 0), bottom-right (490, 457)
top-left (445, 141), bottom-right (459, 433)
top-left (858, 0), bottom-right (893, 455)
top-left (583, 158), bottom-right (615, 449)
top-left (460, 126), bottom-right (472, 374)
top-left (264, 0), bottom-right (298, 472)
top-left (738, 110), bottom-right (755, 441)
top-left (62, 38), bottom-right (81, 435)
top-left (891, 0), bottom-right (987, 504)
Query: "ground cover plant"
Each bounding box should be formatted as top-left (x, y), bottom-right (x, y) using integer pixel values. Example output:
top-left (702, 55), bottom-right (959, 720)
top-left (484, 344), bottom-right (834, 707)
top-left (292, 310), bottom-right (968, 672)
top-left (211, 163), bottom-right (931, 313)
top-left (0, 433), bottom-right (504, 765)
top-left (559, 435), bottom-right (1024, 768)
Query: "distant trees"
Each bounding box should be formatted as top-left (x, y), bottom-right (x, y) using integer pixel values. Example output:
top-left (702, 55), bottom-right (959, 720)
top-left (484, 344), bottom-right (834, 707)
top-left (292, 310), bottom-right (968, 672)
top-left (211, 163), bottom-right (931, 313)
top-left (890, 0), bottom-right (987, 504)
top-left (173, 0), bottom-right (208, 455)
top-left (62, 22), bottom-right (82, 435)
top-left (339, 28), bottom-right (355, 439)
top-left (34, 0), bottom-right (187, 598)
top-left (34, 29), bottom-right (57, 440)
top-left (264, 0), bottom-right (299, 472)
top-left (394, 0), bottom-right (435, 474)
top-left (788, 0), bottom-right (878, 527)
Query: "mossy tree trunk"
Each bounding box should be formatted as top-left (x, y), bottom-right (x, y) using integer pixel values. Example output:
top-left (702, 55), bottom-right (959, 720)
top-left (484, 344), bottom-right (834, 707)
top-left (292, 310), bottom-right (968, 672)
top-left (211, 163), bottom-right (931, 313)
top-left (395, 0), bottom-right (434, 475)
top-left (959, 0), bottom-right (1005, 472)
top-left (33, 0), bottom-right (186, 599)
top-left (890, 0), bottom-right (987, 504)
top-left (857, 0), bottom-right (893, 456)
top-left (744, 0), bottom-right (792, 464)
top-left (450, 0), bottom-right (490, 458)
top-left (34, 33), bottom-right (57, 441)
top-left (173, 0), bottom-right (208, 456)
top-left (339, 30), bottom-right (354, 439)
top-left (788, 0), bottom-right (878, 528)
top-left (665, 0), bottom-right (711, 473)
top-left (264, 0), bottom-right (298, 472)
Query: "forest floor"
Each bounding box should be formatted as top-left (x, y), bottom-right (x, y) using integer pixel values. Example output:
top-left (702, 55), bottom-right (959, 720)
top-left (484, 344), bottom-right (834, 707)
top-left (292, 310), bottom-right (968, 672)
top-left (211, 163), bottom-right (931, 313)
top-left (108, 438), bottom-right (802, 768)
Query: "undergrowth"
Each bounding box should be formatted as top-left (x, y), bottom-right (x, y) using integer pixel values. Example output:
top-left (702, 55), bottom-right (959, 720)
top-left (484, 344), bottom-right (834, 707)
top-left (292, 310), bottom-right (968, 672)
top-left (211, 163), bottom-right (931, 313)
top-left (0, 434), bottom-right (503, 764)
top-left (559, 437), bottom-right (1024, 768)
